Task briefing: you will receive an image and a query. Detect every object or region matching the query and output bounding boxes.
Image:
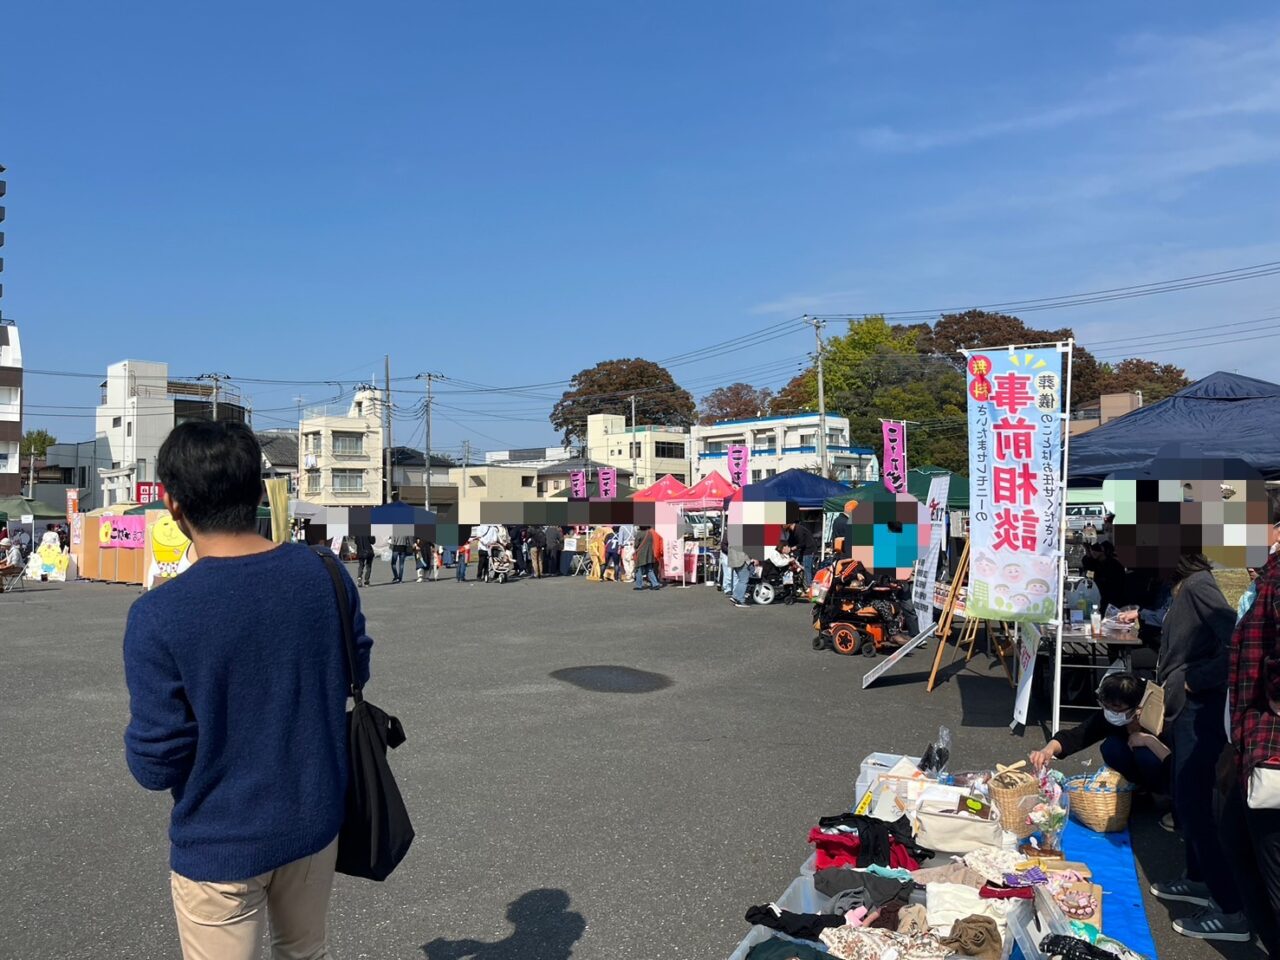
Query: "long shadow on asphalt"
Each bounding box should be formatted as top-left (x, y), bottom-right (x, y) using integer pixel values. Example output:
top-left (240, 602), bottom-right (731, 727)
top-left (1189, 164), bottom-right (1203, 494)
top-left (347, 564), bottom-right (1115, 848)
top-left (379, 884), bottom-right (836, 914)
top-left (422, 889), bottom-right (585, 960)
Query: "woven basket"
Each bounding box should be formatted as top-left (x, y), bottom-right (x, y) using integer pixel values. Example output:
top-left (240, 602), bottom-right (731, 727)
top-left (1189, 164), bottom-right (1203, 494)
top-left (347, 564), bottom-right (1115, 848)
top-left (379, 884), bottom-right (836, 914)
top-left (989, 763), bottom-right (1040, 838)
top-left (1065, 770), bottom-right (1135, 833)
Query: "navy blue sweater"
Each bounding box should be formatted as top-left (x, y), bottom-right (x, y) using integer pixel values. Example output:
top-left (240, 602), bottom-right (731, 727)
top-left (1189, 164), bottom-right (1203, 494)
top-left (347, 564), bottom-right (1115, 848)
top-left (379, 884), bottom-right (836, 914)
top-left (123, 543), bottom-right (372, 881)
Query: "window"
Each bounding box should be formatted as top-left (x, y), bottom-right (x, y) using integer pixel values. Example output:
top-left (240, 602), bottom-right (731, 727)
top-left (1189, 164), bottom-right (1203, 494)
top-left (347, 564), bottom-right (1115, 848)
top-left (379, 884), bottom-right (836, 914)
top-left (629, 442), bottom-right (641, 459)
top-left (305, 469), bottom-right (321, 494)
top-left (332, 432), bottom-right (364, 456)
top-left (654, 441), bottom-right (685, 459)
top-left (304, 433), bottom-right (322, 455)
top-left (137, 459), bottom-right (147, 481)
top-left (469, 475), bottom-right (487, 488)
top-left (331, 469), bottom-right (364, 493)
top-left (126, 421), bottom-right (133, 437)
top-left (521, 476), bottom-right (535, 487)
top-left (766, 468), bottom-right (776, 478)
top-left (751, 469), bottom-right (762, 482)
top-left (672, 474), bottom-right (686, 484)
top-left (112, 416), bottom-right (122, 428)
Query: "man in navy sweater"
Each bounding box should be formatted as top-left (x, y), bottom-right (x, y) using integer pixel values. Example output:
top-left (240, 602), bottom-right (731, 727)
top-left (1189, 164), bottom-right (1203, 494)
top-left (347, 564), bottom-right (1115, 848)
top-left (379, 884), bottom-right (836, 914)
top-left (123, 421), bottom-right (373, 960)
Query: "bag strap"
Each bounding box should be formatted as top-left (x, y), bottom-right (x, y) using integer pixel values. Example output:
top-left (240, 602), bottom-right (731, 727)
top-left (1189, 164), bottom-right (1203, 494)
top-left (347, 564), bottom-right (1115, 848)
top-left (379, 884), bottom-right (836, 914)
top-left (315, 547), bottom-right (364, 702)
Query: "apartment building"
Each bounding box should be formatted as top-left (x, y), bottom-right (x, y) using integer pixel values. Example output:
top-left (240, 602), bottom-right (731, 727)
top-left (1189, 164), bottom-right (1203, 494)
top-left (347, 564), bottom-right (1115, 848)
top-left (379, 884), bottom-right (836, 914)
top-left (585, 413), bottom-right (689, 488)
top-left (95, 360), bottom-right (247, 506)
top-left (0, 322), bottom-right (22, 496)
top-left (1068, 392), bottom-right (1142, 436)
top-left (298, 388), bottom-right (385, 507)
top-left (690, 412), bottom-right (877, 483)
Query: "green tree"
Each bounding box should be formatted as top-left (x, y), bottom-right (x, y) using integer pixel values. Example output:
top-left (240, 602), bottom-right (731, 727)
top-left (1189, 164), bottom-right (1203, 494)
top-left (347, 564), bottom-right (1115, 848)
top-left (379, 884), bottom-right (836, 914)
top-left (550, 358), bottom-right (695, 444)
top-left (821, 315), bottom-right (921, 399)
top-left (1096, 358), bottom-right (1189, 403)
top-left (699, 383), bottom-right (773, 425)
top-left (20, 429), bottom-right (56, 458)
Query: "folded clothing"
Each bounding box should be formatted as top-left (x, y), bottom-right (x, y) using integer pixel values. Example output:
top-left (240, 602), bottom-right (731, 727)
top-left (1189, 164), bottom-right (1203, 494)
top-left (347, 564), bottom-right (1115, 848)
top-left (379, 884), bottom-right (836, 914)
top-left (980, 883), bottom-right (1034, 901)
top-left (744, 904), bottom-right (844, 941)
top-left (821, 925), bottom-right (950, 960)
top-left (898, 903), bottom-right (929, 935)
top-left (910, 862), bottom-right (989, 889)
top-left (939, 915), bottom-right (1004, 960)
top-left (1041, 935), bottom-right (1127, 960)
top-left (745, 937), bottom-right (831, 960)
top-left (809, 828), bottom-right (924, 872)
top-left (925, 883), bottom-right (1013, 936)
top-left (963, 847), bottom-right (1022, 884)
top-left (816, 813), bottom-right (935, 866)
top-left (814, 866), bottom-right (916, 906)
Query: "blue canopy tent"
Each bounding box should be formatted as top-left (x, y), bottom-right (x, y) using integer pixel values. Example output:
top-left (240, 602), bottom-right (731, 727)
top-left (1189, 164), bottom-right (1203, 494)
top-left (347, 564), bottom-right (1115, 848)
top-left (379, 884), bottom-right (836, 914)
top-left (1068, 372), bottom-right (1280, 483)
top-left (737, 468), bottom-right (852, 508)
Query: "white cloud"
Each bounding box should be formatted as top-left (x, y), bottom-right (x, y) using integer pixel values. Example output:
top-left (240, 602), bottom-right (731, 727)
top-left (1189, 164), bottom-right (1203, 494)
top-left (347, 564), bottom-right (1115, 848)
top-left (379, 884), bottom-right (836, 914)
top-left (749, 289), bottom-right (862, 316)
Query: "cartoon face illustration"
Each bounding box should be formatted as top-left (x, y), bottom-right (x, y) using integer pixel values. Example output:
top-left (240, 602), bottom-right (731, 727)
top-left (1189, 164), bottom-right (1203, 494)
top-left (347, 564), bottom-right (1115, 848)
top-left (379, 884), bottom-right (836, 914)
top-left (1026, 579), bottom-right (1051, 600)
top-left (974, 554), bottom-right (997, 578)
top-left (151, 515), bottom-right (189, 566)
top-left (1029, 555), bottom-right (1057, 578)
top-left (1010, 593), bottom-right (1030, 612)
top-left (994, 583), bottom-right (1011, 597)
top-left (1003, 563), bottom-right (1025, 583)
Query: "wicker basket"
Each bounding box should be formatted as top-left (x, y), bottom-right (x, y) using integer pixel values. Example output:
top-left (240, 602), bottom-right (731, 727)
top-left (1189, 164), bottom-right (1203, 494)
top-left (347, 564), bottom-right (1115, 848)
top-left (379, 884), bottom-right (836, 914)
top-left (1065, 770), bottom-right (1135, 833)
top-left (989, 762), bottom-right (1040, 838)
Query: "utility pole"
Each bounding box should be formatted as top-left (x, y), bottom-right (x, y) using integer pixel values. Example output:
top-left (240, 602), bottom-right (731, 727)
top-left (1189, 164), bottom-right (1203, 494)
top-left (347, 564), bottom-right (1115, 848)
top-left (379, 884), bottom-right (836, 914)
top-left (384, 355), bottom-right (393, 503)
top-left (805, 316), bottom-right (828, 478)
top-left (461, 440), bottom-right (471, 499)
top-left (629, 394), bottom-right (638, 488)
top-left (416, 372), bottom-right (442, 510)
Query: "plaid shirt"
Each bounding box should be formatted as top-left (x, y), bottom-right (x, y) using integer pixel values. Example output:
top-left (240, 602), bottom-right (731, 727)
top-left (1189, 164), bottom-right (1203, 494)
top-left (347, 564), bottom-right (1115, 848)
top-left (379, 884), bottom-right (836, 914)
top-left (1230, 551), bottom-right (1280, 777)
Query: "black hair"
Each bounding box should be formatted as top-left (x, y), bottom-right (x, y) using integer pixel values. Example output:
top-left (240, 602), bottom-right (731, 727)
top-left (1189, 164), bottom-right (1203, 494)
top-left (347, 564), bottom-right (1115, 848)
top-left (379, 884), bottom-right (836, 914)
top-left (1173, 552), bottom-right (1213, 583)
top-left (1268, 487), bottom-right (1280, 526)
top-left (157, 421), bottom-right (263, 533)
top-left (1098, 540), bottom-right (1115, 558)
top-left (1097, 673), bottom-right (1144, 710)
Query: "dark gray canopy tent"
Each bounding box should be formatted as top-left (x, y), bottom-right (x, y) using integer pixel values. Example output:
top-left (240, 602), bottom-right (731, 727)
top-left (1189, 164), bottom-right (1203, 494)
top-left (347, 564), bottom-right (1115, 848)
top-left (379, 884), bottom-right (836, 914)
top-left (1068, 372), bottom-right (1280, 483)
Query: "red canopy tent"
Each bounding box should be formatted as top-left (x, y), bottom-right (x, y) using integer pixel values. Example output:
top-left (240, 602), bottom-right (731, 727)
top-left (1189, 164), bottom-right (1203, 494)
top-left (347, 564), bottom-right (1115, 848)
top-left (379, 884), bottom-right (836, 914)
top-left (632, 474), bottom-right (692, 502)
top-left (673, 471), bottom-right (737, 510)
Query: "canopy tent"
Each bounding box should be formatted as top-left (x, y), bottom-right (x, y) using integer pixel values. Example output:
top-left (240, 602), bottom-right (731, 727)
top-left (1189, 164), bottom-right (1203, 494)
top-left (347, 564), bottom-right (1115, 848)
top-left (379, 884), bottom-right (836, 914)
top-left (550, 479), bottom-right (639, 498)
top-left (633, 474), bottom-right (692, 502)
top-left (905, 467), bottom-right (970, 510)
top-left (1068, 371), bottom-right (1280, 482)
top-left (369, 501), bottom-right (436, 541)
top-left (737, 468), bottom-right (851, 508)
top-left (0, 496), bottom-right (70, 521)
top-left (124, 500), bottom-right (272, 519)
top-left (673, 471), bottom-right (736, 510)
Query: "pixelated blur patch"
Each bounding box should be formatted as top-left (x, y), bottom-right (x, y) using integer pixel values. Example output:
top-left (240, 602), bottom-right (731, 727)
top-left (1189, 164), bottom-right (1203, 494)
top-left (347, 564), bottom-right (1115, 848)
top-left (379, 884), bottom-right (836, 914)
top-left (845, 486), bottom-right (930, 578)
top-left (1102, 443), bottom-right (1270, 571)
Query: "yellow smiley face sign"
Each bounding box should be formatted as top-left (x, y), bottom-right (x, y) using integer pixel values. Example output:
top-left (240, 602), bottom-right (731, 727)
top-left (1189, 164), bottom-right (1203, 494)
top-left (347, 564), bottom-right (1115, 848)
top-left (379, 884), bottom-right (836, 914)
top-left (99, 520), bottom-right (113, 545)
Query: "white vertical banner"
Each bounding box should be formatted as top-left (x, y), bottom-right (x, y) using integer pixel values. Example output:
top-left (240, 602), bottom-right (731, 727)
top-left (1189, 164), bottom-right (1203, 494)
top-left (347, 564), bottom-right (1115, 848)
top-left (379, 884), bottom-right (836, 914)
top-left (1012, 623), bottom-right (1039, 727)
top-left (911, 475), bottom-right (950, 626)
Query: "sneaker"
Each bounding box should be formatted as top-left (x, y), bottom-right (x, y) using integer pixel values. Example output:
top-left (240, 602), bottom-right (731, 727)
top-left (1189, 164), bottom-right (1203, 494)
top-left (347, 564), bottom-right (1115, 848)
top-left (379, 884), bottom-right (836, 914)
top-left (1150, 877), bottom-right (1212, 905)
top-left (1159, 811), bottom-right (1176, 832)
top-left (1173, 907), bottom-right (1251, 942)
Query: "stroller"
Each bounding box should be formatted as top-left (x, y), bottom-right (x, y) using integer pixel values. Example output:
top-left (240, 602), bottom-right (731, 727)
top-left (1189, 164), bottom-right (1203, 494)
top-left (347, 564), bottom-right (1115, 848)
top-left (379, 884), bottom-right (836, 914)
top-left (486, 542), bottom-right (515, 583)
top-left (810, 557), bottom-right (908, 656)
top-left (748, 557), bottom-right (807, 605)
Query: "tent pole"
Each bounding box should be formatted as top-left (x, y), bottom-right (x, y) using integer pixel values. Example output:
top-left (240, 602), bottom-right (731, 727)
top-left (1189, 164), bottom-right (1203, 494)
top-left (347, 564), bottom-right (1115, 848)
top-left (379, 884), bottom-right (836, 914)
top-left (1052, 340), bottom-right (1075, 736)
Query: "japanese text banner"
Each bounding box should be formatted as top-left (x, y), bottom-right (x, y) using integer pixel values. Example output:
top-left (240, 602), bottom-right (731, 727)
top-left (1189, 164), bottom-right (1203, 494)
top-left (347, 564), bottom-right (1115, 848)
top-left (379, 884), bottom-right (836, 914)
top-left (882, 421), bottom-right (908, 493)
top-left (965, 347), bottom-right (1065, 622)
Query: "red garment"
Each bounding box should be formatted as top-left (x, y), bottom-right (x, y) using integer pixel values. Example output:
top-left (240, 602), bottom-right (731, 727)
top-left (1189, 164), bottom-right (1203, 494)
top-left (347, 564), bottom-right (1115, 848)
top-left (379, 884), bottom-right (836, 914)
top-left (806, 828), bottom-right (922, 871)
top-left (979, 884), bottom-right (1034, 900)
top-left (1230, 551), bottom-right (1280, 779)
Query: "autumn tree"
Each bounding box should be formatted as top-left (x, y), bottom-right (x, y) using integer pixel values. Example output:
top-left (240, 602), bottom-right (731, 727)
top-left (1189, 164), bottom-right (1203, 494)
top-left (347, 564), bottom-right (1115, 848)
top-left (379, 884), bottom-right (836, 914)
top-left (769, 370), bottom-right (817, 414)
top-left (699, 383), bottom-right (773, 424)
top-left (1096, 358), bottom-right (1189, 403)
top-left (550, 358), bottom-right (695, 444)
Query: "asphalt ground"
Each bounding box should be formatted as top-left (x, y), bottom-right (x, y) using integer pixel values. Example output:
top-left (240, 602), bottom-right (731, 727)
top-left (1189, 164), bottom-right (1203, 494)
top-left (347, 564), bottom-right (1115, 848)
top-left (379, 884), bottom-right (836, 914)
top-left (0, 565), bottom-right (1266, 960)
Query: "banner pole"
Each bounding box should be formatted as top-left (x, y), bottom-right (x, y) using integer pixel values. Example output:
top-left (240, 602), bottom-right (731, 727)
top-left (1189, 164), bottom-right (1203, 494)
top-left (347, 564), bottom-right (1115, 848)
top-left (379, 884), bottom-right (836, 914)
top-left (1052, 339), bottom-right (1075, 735)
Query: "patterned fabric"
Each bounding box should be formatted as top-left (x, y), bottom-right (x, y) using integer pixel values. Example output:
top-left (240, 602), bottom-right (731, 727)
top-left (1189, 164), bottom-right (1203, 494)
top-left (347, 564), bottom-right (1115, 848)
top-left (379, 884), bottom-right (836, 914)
top-left (1230, 552), bottom-right (1280, 778)
top-left (963, 847), bottom-right (1021, 884)
top-left (820, 926), bottom-right (950, 960)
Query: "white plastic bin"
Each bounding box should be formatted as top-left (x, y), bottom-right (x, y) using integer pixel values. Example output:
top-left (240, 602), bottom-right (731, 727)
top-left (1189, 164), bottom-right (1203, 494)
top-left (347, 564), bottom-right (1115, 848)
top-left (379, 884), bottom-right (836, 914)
top-left (727, 875), bottom-right (831, 960)
top-left (855, 752), bottom-right (923, 803)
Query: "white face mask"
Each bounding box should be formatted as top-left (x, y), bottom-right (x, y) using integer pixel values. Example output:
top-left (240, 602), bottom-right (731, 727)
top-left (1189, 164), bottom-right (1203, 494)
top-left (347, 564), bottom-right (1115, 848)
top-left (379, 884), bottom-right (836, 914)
top-left (1103, 709), bottom-right (1132, 726)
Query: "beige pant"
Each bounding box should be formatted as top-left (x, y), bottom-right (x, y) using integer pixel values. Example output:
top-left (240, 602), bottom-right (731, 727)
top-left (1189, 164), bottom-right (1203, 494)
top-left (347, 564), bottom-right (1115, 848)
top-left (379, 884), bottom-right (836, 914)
top-left (170, 837), bottom-right (338, 960)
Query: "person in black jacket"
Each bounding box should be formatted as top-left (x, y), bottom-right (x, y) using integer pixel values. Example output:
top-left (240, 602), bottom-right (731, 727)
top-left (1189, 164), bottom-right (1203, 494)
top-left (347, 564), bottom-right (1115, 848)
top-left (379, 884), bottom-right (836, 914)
top-left (354, 534), bottom-right (375, 588)
top-left (528, 525), bottom-right (546, 578)
top-left (786, 521), bottom-right (818, 584)
top-left (1081, 540), bottom-right (1127, 614)
top-left (1029, 673), bottom-right (1168, 791)
top-left (544, 525), bottom-right (564, 577)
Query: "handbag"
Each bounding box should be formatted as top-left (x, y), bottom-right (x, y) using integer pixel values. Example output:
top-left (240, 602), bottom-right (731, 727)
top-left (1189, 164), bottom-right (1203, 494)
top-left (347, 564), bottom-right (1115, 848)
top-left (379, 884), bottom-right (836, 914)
top-left (316, 549), bottom-right (415, 881)
top-left (1247, 764), bottom-right (1280, 810)
top-left (913, 800), bottom-right (1003, 853)
top-left (1136, 681), bottom-right (1165, 736)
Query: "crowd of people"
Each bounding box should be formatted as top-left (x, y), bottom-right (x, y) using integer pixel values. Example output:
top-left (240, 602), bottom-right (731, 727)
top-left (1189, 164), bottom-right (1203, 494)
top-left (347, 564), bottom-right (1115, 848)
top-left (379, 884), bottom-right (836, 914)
top-left (1028, 489), bottom-right (1280, 949)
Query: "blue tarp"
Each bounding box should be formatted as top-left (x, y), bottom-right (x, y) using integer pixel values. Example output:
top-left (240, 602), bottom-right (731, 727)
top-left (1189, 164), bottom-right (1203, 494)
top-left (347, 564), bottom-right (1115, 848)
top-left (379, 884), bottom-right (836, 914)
top-left (739, 468), bottom-right (852, 508)
top-left (1069, 372), bottom-right (1280, 482)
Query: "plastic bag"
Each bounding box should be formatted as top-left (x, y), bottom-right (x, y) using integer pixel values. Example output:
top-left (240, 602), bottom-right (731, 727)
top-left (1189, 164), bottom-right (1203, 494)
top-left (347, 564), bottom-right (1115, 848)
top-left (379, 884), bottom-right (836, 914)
top-left (918, 726), bottom-right (952, 777)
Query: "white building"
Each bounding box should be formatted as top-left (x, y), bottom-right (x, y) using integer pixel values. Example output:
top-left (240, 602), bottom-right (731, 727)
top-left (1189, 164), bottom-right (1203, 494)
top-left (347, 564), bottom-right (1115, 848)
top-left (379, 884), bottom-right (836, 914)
top-left (95, 359), bottom-right (247, 506)
top-left (0, 322), bottom-right (22, 496)
top-left (691, 412), bottom-right (878, 483)
top-left (298, 388), bottom-right (385, 507)
top-left (586, 413), bottom-right (690, 488)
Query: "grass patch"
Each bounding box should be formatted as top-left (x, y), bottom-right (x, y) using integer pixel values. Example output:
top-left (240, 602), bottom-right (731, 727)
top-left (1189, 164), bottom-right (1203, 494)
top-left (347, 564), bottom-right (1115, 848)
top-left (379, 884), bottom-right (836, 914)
top-left (1215, 568), bottom-right (1252, 608)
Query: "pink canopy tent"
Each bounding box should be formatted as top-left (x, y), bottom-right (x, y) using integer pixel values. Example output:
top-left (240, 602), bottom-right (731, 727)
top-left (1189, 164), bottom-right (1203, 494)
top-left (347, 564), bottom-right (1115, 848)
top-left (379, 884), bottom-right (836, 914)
top-left (632, 474), bottom-right (692, 502)
top-left (673, 471), bottom-right (737, 510)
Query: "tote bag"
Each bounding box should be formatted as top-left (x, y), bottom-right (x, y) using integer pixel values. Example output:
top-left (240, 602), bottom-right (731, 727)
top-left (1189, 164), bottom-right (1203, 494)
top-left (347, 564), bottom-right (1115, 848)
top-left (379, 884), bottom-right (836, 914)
top-left (316, 549), bottom-right (415, 880)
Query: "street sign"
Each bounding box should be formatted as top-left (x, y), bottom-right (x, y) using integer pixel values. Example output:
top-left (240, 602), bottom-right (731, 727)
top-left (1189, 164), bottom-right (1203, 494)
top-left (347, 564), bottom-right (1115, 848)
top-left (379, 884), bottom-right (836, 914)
top-left (66, 489), bottom-right (79, 523)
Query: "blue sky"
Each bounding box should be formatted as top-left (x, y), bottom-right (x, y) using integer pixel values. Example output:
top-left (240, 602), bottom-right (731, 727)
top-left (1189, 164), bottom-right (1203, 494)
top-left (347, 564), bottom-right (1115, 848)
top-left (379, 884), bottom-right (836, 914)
top-left (6, 2), bottom-right (1280, 457)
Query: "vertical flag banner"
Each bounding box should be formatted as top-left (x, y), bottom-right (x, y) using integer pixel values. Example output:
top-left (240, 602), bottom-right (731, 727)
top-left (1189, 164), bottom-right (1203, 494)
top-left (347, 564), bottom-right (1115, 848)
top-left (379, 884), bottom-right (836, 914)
top-left (965, 347), bottom-right (1065, 622)
top-left (911, 475), bottom-right (950, 626)
top-left (598, 468), bottom-right (617, 500)
top-left (726, 444), bottom-right (750, 487)
top-left (569, 470), bottom-right (588, 499)
top-left (881, 421), bottom-right (908, 493)
top-left (65, 489), bottom-right (79, 524)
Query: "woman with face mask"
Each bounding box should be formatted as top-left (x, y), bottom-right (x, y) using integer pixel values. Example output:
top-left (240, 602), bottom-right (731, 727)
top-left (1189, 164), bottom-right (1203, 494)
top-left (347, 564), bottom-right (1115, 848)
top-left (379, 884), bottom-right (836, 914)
top-left (1029, 673), bottom-right (1169, 790)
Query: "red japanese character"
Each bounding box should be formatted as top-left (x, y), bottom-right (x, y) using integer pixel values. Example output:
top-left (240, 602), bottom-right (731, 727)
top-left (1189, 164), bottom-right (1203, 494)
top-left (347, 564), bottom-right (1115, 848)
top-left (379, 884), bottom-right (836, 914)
top-left (992, 508), bottom-right (1022, 551)
top-left (993, 462), bottom-right (1039, 506)
top-left (989, 372), bottom-right (1034, 414)
top-left (993, 416), bottom-right (1035, 460)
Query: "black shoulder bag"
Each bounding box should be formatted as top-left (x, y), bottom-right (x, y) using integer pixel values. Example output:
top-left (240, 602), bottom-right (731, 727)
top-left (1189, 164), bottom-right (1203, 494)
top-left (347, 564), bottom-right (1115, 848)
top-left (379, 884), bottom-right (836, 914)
top-left (316, 548), bottom-right (414, 881)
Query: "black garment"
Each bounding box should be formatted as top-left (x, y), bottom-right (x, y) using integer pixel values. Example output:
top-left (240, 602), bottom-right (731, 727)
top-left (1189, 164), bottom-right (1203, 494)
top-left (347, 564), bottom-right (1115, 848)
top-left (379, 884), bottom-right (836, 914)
top-left (788, 523), bottom-right (817, 560)
top-left (744, 906), bottom-right (843, 942)
top-left (1219, 777), bottom-right (1280, 956)
top-left (814, 813), bottom-right (933, 866)
top-left (1157, 570), bottom-right (1234, 720)
top-left (814, 868), bottom-right (914, 908)
top-left (1081, 555), bottom-right (1126, 614)
top-left (831, 514), bottom-right (852, 557)
top-left (354, 535), bottom-right (375, 560)
top-left (1171, 689), bottom-right (1241, 913)
top-left (357, 556), bottom-right (372, 584)
top-left (745, 939), bottom-right (829, 960)
top-left (1051, 710), bottom-right (1116, 759)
